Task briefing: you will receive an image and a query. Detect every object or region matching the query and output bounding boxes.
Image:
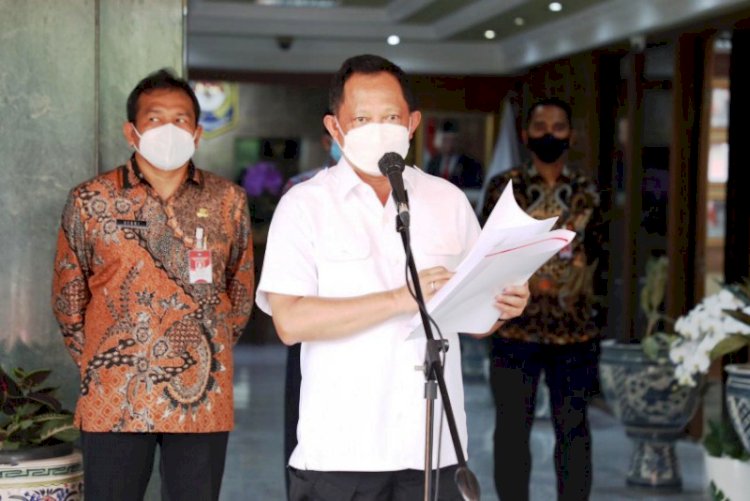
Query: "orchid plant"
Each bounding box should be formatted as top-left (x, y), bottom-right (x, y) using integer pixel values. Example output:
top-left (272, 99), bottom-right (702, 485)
top-left (669, 281), bottom-right (750, 387)
top-left (241, 161), bottom-right (284, 224)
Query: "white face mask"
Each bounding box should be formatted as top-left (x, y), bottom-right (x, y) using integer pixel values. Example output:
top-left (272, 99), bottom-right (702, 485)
top-left (133, 123), bottom-right (196, 171)
top-left (337, 120), bottom-right (411, 176)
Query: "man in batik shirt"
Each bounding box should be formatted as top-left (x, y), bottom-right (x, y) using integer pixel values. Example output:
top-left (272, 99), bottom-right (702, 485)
top-left (52, 69), bottom-right (253, 501)
top-left (480, 97), bottom-right (602, 501)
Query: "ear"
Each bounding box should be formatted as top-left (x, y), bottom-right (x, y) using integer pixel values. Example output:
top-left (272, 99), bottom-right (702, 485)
top-left (408, 111), bottom-right (422, 139)
top-left (193, 124), bottom-right (204, 147)
top-left (323, 114), bottom-right (343, 147)
top-left (122, 121), bottom-right (138, 148)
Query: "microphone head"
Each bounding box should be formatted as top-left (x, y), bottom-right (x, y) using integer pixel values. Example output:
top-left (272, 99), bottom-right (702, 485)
top-left (378, 152), bottom-right (405, 175)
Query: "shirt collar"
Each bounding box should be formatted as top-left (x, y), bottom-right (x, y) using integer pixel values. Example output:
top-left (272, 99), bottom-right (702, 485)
top-left (121, 154), bottom-right (203, 189)
top-left (526, 161), bottom-right (573, 185)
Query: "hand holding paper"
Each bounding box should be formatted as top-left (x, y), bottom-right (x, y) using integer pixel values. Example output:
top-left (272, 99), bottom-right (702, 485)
top-left (407, 182), bottom-right (575, 338)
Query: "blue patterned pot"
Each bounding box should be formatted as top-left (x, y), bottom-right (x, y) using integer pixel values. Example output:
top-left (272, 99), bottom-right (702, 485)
top-left (599, 341), bottom-right (702, 491)
top-left (0, 447), bottom-right (83, 500)
top-left (726, 364), bottom-right (750, 455)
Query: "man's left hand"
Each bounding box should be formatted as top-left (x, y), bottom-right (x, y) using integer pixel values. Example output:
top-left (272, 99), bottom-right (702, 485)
top-left (494, 282), bottom-right (530, 321)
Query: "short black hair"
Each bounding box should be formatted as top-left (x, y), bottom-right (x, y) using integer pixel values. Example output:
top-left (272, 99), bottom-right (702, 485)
top-left (525, 98), bottom-right (572, 128)
top-left (126, 68), bottom-right (201, 124)
top-left (328, 54), bottom-right (417, 115)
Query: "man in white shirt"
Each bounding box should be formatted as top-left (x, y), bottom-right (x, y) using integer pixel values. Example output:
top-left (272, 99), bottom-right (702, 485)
top-left (256, 54), bottom-right (529, 500)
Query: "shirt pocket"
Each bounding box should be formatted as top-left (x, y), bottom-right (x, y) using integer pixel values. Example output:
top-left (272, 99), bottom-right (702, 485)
top-left (413, 234), bottom-right (464, 270)
top-left (319, 234), bottom-right (370, 261)
top-left (317, 230), bottom-right (372, 296)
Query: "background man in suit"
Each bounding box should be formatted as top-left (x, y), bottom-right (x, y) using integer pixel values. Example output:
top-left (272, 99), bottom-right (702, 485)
top-left (426, 120), bottom-right (484, 191)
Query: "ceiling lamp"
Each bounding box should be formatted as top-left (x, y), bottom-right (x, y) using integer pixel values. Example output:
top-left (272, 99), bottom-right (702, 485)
top-left (514, 17), bottom-right (525, 26)
top-left (387, 35), bottom-right (400, 46)
top-left (484, 30), bottom-right (496, 40)
top-left (548, 2), bottom-right (563, 12)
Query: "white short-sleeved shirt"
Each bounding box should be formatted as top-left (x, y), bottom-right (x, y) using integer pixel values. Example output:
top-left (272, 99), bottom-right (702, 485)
top-left (256, 160), bottom-right (481, 472)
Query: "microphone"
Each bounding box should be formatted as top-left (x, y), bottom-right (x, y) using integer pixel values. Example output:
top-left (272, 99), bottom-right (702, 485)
top-left (378, 152), bottom-right (409, 228)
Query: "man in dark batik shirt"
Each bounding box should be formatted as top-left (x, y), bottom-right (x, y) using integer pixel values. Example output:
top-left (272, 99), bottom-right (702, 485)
top-left (480, 98), bottom-right (602, 501)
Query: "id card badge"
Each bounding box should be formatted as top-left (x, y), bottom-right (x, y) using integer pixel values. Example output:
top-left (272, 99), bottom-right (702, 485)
top-left (189, 227), bottom-right (213, 284)
top-left (189, 250), bottom-right (213, 284)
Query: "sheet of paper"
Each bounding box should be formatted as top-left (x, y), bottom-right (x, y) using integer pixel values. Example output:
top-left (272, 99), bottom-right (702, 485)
top-left (406, 182), bottom-right (575, 339)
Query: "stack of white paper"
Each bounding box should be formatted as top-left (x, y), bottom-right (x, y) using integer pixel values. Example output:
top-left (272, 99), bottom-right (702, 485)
top-left (407, 182), bottom-right (575, 338)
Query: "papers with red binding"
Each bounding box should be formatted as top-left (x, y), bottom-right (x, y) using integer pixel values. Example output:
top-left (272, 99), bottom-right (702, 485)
top-left (406, 182), bottom-right (575, 338)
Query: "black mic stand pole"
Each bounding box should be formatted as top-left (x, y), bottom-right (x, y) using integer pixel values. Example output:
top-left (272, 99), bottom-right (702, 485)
top-left (395, 213), bottom-right (480, 501)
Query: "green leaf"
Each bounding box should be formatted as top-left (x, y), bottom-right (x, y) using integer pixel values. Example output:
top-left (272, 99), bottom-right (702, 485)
top-left (704, 418), bottom-right (750, 461)
top-left (4, 422), bottom-right (20, 436)
top-left (25, 392), bottom-right (62, 413)
top-left (30, 412), bottom-right (74, 423)
top-left (0, 440), bottom-right (21, 451)
top-left (704, 420), bottom-right (723, 457)
top-left (17, 418), bottom-right (36, 431)
top-left (21, 369), bottom-right (51, 389)
top-left (724, 308), bottom-right (750, 328)
top-left (641, 337), bottom-right (662, 361)
top-left (0, 367), bottom-right (22, 399)
top-left (709, 335), bottom-right (750, 360)
top-left (33, 418), bottom-right (78, 444)
top-left (12, 402), bottom-right (42, 418)
top-left (724, 281), bottom-right (750, 306)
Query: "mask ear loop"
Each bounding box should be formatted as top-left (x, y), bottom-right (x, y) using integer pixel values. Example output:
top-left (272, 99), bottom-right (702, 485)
top-left (130, 123), bottom-right (142, 150)
top-left (333, 118), bottom-right (346, 152)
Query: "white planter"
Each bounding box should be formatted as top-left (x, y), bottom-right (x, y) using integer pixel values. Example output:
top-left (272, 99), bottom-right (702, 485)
top-left (0, 448), bottom-right (83, 500)
top-left (704, 453), bottom-right (750, 501)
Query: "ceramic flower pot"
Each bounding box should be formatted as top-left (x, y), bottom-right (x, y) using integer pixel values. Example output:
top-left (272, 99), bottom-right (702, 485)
top-left (704, 452), bottom-right (750, 501)
top-left (725, 363), bottom-right (750, 455)
top-left (599, 341), bottom-right (702, 491)
top-left (0, 444), bottom-right (83, 500)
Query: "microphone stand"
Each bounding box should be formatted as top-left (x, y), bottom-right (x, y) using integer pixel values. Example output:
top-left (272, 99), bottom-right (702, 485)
top-left (395, 213), bottom-right (480, 501)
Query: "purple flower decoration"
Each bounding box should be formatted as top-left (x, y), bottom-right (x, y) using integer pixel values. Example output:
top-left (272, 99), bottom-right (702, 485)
top-left (242, 161), bottom-right (284, 197)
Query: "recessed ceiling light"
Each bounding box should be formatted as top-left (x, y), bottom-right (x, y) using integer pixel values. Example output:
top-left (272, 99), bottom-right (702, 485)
top-left (548, 2), bottom-right (563, 12)
top-left (514, 17), bottom-right (525, 26)
top-left (387, 35), bottom-right (400, 46)
top-left (484, 30), bottom-right (496, 40)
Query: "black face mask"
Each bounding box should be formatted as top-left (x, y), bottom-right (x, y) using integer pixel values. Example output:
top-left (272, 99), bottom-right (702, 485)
top-left (526, 134), bottom-right (570, 164)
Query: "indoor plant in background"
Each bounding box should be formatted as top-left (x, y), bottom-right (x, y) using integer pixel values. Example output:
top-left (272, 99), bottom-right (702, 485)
top-left (241, 160), bottom-right (284, 226)
top-left (599, 256), bottom-right (703, 491)
top-left (668, 281), bottom-right (750, 500)
top-left (702, 418), bottom-right (750, 501)
top-left (0, 366), bottom-right (82, 499)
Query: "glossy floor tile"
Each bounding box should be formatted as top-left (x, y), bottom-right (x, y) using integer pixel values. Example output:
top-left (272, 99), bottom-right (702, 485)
top-left (147, 344), bottom-right (710, 500)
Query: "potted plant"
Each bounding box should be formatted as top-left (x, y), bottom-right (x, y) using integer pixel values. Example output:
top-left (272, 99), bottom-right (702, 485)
top-left (599, 256), bottom-right (703, 490)
top-left (702, 418), bottom-right (750, 501)
top-left (667, 279), bottom-right (750, 501)
top-left (0, 366), bottom-right (83, 499)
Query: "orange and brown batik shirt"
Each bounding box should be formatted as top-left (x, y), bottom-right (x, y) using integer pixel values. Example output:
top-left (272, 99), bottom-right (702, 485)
top-left (52, 158), bottom-right (254, 433)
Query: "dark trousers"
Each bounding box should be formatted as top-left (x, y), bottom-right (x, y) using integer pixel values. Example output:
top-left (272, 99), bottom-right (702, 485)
top-left (288, 466), bottom-right (463, 501)
top-left (491, 338), bottom-right (598, 501)
top-left (81, 431), bottom-right (229, 501)
top-left (285, 343), bottom-right (303, 497)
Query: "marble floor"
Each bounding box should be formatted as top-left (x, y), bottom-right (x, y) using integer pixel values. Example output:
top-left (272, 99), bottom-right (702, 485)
top-left (146, 343), bottom-right (711, 500)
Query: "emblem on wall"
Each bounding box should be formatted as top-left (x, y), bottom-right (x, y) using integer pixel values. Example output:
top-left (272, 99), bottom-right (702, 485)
top-left (191, 81), bottom-right (239, 139)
